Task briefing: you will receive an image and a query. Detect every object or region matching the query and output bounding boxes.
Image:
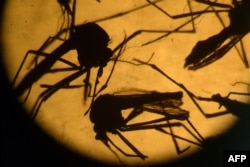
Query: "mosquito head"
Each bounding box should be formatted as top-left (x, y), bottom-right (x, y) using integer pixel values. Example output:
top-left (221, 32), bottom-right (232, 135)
top-left (90, 94), bottom-right (126, 138)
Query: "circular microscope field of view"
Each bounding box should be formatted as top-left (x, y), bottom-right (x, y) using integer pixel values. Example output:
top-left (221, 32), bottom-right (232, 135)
top-left (2, 0), bottom-right (250, 166)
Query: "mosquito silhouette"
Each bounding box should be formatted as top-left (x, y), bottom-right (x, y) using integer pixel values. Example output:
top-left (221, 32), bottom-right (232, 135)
top-left (184, 0), bottom-right (250, 70)
top-left (194, 81), bottom-right (250, 117)
top-left (134, 58), bottom-right (250, 118)
top-left (90, 90), bottom-right (205, 159)
top-left (126, 0), bottom-right (248, 69)
top-left (89, 57), bottom-right (249, 160)
top-left (11, 0), bottom-right (140, 118)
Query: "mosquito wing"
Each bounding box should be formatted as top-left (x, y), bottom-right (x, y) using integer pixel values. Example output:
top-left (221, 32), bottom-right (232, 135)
top-left (184, 33), bottom-right (245, 70)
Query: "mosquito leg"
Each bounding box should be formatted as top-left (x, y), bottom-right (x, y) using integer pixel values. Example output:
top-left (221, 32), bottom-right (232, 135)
top-left (102, 134), bottom-right (147, 160)
top-left (134, 59), bottom-right (232, 118)
top-left (12, 50), bottom-right (80, 104)
top-left (167, 119), bottom-right (190, 154)
top-left (88, 67), bottom-right (103, 99)
top-left (39, 67), bottom-right (83, 89)
top-left (47, 67), bottom-right (80, 73)
top-left (27, 50), bottom-right (79, 68)
top-left (12, 49), bottom-right (79, 88)
top-left (226, 92), bottom-right (250, 98)
top-left (40, 84), bottom-right (84, 89)
top-left (196, 0), bottom-right (232, 8)
top-left (28, 33), bottom-right (71, 68)
top-left (92, 0), bottom-right (164, 23)
top-left (194, 93), bottom-right (250, 117)
top-left (95, 34), bottom-right (128, 96)
top-left (30, 68), bottom-right (88, 119)
top-left (155, 127), bottom-right (202, 147)
top-left (11, 50), bottom-right (48, 87)
top-left (101, 137), bottom-right (126, 165)
top-left (147, 0), bottom-right (196, 19)
top-left (124, 108), bottom-right (144, 124)
top-left (83, 37), bottom-right (127, 116)
top-left (186, 119), bottom-right (204, 141)
top-left (238, 39), bottom-right (249, 68)
top-left (90, 2), bottom-right (226, 103)
top-left (20, 85), bottom-right (33, 104)
top-left (93, 30), bottom-right (159, 100)
top-left (143, 0), bottom-right (229, 46)
top-left (115, 130), bottom-right (148, 160)
top-left (123, 121), bottom-right (203, 147)
top-left (27, 0), bottom-right (76, 68)
top-left (147, 0), bottom-right (229, 19)
top-left (172, 120), bottom-right (203, 144)
top-left (84, 67), bottom-right (104, 115)
top-left (11, 50), bottom-right (52, 103)
top-left (43, 70), bottom-right (87, 99)
top-left (83, 70), bottom-right (91, 101)
top-left (113, 24), bottom-right (194, 51)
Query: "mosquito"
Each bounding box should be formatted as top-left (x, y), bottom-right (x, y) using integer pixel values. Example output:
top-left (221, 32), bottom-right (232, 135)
top-left (194, 81), bottom-right (250, 117)
top-left (134, 58), bottom-right (250, 118)
top-left (125, 0), bottom-right (248, 69)
top-left (184, 0), bottom-right (250, 70)
top-left (11, 0), bottom-right (135, 118)
top-left (89, 57), bottom-right (249, 160)
top-left (89, 90), bottom-right (205, 159)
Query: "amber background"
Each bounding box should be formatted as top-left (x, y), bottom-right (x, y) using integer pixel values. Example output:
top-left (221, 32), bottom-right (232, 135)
top-left (1, 0), bottom-right (250, 166)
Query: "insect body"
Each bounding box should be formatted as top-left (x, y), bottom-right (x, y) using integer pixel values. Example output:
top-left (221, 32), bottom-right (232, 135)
top-left (90, 91), bottom-right (185, 139)
top-left (89, 91), bottom-right (204, 159)
top-left (14, 22), bottom-right (112, 97)
top-left (184, 0), bottom-right (250, 70)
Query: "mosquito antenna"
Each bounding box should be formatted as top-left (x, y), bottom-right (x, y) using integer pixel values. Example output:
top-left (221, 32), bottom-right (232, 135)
top-left (115, 130), bottom-right (148, 160)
